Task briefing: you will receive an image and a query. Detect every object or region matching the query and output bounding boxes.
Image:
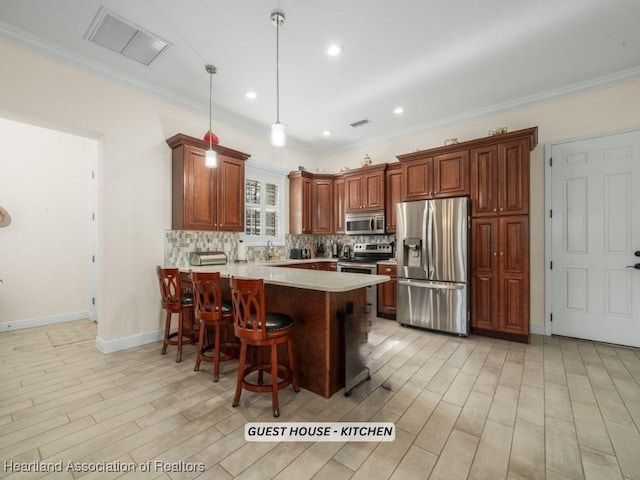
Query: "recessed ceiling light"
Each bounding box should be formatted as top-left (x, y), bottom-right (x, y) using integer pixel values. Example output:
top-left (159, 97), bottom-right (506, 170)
top-left (322, 130), bottom-right (331, 137)
top-left (394, 106), bottom-right (404, 115)
top-left (245, 91), bottom-right (257, 100)
top-left (327, 44), bottom-right (343, 56)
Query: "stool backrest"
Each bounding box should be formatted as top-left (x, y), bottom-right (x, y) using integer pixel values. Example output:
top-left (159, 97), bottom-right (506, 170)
top-left (156, 266), bottom-right (182, 310)
top-left (229, 276), bottom-right (266, 342)
top-left (189, 271), bottom-right (223, 323)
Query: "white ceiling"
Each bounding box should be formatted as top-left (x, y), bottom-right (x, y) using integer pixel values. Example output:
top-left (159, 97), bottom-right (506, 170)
top-left (1, 0), bottom-right (639, 155)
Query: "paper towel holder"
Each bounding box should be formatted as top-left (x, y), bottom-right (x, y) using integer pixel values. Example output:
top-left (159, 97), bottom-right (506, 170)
top-left (235, 239), bottom-right (248, 263)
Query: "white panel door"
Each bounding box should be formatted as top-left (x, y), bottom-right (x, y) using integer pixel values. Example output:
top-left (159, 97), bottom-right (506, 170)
top-left (550, 130), bottom-right (640, 347)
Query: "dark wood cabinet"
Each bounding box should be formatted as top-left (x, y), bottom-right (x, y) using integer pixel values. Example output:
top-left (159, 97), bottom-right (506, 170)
top-left (289, 171), bottom-right (313, 234)
top-left (471, 216), bottom-right (529, 338)
top-left (498, 216), bottom-right (530, 335)
top-left (333, 178), bottom-right (345, 234)
top-left (433, 150), bottom-right (469, 198)
top-left (290, 172), bottom-right (336, 235)
top-left (343, 165), bottom-right (386, 212)
top-left (167, 134), bottom-right (249, 231)
top-left (312, 177), bottom-right (333, 234)
top-left (471, 138), bottom-right (529, 217)
top-left (216, 155), bottom-right (246, 231)
top-left (377, 263), bottom-right (397, 318)
top-left (385, 163), bottom-right (402, 233)
top-left (402, 156), bottom-right (433, 201)
top-left (471, 218), bottom-right (499, 331)
top-left (400, 150), bottom-right (469, 201)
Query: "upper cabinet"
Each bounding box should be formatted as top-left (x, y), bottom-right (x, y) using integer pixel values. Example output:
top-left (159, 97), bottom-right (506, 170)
top-left (167, 134), bottom-right (249, 232)
top-left (343, 165), bottom-right (386, 212)
top-left (471, 138), bottom-right (530, 217)
top-left (399, 150), bottom-right (469, 201)
top-left (288, 171), bottom-right (314, 234)
top-left (385, 163), bottom-right (402, 234)
top-left (333, 177), bottom-right (346, 234)
top-left (289, 171), bottom-right (336, 235)
top-left (312, 176), bottom-right (334, 234)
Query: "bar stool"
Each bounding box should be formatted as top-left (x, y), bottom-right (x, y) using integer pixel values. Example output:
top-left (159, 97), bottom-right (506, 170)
top-left (157, 266), bottom-right (195, 362)
top-left (229, 277), bottom-right (299, 417)
top-left (189, 271), bottom-right (239, 382)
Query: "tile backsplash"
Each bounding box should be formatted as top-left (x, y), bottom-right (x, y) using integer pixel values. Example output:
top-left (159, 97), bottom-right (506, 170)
top-left (164, 230), bottom-right (397, 267)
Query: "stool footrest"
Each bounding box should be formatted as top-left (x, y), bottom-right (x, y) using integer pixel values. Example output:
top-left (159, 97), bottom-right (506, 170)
top-left (241, 363), bottom-right (295, 393)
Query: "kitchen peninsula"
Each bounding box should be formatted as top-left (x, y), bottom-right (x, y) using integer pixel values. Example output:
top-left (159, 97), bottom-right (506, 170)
top-left (182, 262), bottom-right (390, 398)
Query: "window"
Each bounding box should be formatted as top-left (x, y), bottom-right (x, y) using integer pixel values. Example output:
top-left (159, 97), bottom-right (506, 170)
top-left (243, 160), bottom-right (287, 245)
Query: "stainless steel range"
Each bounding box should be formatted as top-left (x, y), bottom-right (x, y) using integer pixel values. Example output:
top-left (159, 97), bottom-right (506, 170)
top-left (338, 243), bottom-right (393, 317)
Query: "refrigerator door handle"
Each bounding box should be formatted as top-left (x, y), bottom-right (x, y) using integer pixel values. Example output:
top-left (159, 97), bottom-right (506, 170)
top-left (397, 279), bottom-right (465, 291)
top-left (426, 204), bottom-right (435, 279)
top-left (421, 205), bottom-right (429, 278)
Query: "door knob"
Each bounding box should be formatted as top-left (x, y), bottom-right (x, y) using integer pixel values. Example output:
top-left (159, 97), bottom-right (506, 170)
top-left (626, 264), bottom-right (640, 270)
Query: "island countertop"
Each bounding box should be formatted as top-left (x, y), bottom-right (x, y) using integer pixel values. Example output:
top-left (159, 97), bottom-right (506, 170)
top-left (180, 263), bottom-right (390, 292)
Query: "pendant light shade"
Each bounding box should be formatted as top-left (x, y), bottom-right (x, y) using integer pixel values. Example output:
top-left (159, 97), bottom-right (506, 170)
top-left (271, 10), bottom-right (286, 147)
top-left (271, 122), bottom-right (286, 147)
top-left (205, 148), bottom-right (217, 167)
top-left (204, 64), bottom-right (217, 167)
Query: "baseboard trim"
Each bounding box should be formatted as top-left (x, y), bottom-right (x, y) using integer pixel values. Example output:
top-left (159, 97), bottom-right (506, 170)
top-left (530, 323), bottom-right (547, 336)
top-left (0, 311), bottom-right (92, 332)
top-left (96, 330), bottom-right (163, 354)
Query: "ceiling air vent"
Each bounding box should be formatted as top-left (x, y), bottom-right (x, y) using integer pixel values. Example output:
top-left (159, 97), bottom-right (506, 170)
top-left (350, 119), bottom-right (371, 128)
top-left (84, 7), bottom-right (171, 66)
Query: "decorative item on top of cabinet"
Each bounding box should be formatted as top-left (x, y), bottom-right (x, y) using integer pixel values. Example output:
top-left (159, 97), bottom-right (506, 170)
top-left (166, 134), bottom-right (249, 232)
top-left (342, 163), bottom-right (386, 212)
top-left (385, 163), bottom-right (402, 234)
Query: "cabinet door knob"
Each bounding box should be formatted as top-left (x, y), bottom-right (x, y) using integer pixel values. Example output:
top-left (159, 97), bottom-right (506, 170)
top-left (385, 268), bottom-right (391, 272)
top-left (500, 208), bottom-right (504, 212)
top-left (493, 208), bottom-right (497, 212)
top-left (493, 252), bottom-right (497, 256)
top-left (500, 252), bottom-right (504, 256)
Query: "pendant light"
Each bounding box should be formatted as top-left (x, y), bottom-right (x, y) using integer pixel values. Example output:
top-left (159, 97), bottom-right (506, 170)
top-left (204, 64), bottom-right (218, 167)
top-left (270, 10), bottom-right (286, 147)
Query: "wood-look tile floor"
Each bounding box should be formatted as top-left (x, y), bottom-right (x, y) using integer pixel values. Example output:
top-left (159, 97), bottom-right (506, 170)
top-left (2, 318), bottom-right (640, 480)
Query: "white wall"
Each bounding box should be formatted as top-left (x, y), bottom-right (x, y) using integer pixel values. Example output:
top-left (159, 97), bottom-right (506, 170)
top-left (0, 40), bottom-right (315, 347)
top-left (0, 117), bottom-right (94, 327)
top-left (320, 81), bottom-right (640, 330)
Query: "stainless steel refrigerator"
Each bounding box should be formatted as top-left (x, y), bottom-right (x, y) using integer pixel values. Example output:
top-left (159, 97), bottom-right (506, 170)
top-left (396, 197), bottom-right (469, 335)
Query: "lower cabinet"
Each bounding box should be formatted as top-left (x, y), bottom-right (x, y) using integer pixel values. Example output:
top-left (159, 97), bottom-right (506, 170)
top-left (377, 264), bottom-right (397, 318)
top-left (471, 216), bottom-right (529, 341)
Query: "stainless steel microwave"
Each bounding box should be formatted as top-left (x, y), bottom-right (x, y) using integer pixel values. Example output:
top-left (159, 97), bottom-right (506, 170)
top-left (345, 210), bottom-right (386, 235)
